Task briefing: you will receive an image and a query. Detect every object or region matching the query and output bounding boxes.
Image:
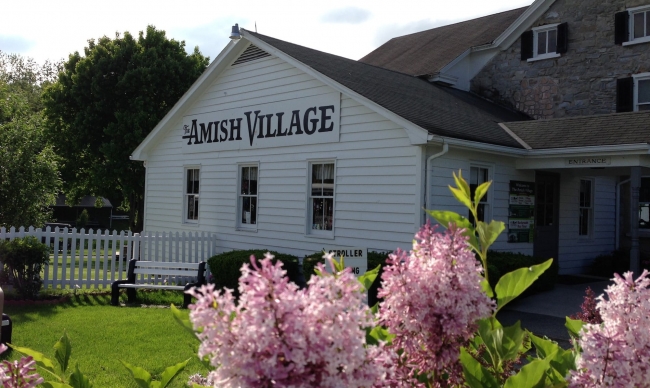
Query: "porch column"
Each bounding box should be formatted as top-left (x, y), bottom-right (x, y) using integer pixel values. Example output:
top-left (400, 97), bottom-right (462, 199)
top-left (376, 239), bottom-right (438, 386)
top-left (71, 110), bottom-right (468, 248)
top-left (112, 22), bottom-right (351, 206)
top-left (630, 166), bottom-right (641, 276)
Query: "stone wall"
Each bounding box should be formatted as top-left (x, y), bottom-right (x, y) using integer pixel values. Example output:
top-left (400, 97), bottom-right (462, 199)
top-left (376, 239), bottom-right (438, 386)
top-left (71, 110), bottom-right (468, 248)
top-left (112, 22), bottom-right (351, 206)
top-left (471, 0), bottom-right (650, 119)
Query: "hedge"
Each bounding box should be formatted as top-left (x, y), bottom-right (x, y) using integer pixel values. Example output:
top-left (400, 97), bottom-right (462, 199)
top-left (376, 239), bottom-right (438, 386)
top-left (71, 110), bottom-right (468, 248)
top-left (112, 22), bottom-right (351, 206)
top-left (207, 250), bottom-right (301, 298)
top-left (486, 250), bottom-right (558, 294)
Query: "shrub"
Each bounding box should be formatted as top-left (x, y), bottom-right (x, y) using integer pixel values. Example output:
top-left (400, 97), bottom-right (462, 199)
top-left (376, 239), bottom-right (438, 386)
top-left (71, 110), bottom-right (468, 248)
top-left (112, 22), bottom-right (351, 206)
top-left (589, 249), bottom-right (631, 277)
top-left (303, 250), bottom-right (390, 306)
top-left (207, 250), bottom-right (301, 298)
top-left (486, 250), bottom-right (558, 294)
top-left (0, 236), bottom-right (50, 299)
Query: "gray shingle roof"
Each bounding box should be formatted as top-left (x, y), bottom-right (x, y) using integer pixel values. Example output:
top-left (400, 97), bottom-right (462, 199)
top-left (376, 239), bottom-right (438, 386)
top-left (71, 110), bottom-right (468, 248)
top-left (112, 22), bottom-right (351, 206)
top-left (504, 111), bottom-right (650, 149)
top-left (246, 31), bottom-right (529, 148)
top-left (358, 7), bottom-right (527, 77)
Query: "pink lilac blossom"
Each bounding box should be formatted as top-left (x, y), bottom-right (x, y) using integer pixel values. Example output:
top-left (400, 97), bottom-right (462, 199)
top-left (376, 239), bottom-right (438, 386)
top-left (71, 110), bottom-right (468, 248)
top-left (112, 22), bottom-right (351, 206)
top-left (570, 270), bottom-right (650, 388)
top-left (377, 222), bottom-right (495, 386)
top-left (0, 344), bottom-right (43, 388)
top-left (188, 253), bottom-right (391, 388)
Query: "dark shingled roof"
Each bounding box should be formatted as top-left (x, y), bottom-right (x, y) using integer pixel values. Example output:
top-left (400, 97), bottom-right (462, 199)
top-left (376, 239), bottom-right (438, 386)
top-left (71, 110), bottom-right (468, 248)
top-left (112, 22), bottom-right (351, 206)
top-left (246, 31), bottom-right (529, 148)
top-left (504, 111), bottom-right (650, 149)
top-left (358, 7), bottom-right (527, 77)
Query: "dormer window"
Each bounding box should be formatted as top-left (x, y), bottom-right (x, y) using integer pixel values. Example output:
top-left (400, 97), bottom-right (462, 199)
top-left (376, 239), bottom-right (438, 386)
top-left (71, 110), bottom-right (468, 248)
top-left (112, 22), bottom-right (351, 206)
top-left (616, 5), bottom-right (650, 45)
top-left (521, 23), bottom-right (568, 61)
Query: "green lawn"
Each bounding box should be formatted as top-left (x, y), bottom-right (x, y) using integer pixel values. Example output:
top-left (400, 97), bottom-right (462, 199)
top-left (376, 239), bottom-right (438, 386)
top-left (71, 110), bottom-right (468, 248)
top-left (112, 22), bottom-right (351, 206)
top-left (2, 292), bottom-right (209, 387)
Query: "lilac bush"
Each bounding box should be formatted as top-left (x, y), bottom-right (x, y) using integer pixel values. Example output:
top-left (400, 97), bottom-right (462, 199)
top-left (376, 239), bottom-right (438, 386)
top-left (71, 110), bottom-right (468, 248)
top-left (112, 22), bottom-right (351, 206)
top-left (188, 252), bottom-right (391, 388)
top-left (571, 270), bottom-right (650, 387)
top-left (377, 222), bottom-right (495, 386)
top-left (0, 344), bottom-right (43, 388)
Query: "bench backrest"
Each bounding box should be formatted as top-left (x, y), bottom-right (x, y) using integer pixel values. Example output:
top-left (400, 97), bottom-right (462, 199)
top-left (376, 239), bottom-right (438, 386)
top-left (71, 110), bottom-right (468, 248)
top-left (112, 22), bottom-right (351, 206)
top-left (126, 259), bottom-right (206, 285)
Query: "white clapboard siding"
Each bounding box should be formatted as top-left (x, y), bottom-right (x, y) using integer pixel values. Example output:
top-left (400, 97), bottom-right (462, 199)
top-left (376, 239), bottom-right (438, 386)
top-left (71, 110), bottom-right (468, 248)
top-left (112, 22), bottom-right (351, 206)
top-left (0, 226), bottom-right (216, 288)
top-left (143, 52), bottom-right (421, 257)
top-left (427, 148), bottom-right (536, 255)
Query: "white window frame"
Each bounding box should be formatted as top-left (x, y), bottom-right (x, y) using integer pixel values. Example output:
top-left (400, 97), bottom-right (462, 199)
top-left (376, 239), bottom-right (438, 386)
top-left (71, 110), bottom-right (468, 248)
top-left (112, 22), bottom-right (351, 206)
top-left (624, 5), bottom-right (650, 46)
top-left (633, 72), bottom-right (650, 111)
top-left (306, 160), bottom-right (336, 239)
top-left (237, 163), bottom-right (259, 231)
top-left (578, 178), bottom-right (594, 238)
top-left (528, 24), bottom-right (561, 62)
top-left (183, 167), bottom-right (200, 224)
top-left (469, 164), bottom-right (493, 225)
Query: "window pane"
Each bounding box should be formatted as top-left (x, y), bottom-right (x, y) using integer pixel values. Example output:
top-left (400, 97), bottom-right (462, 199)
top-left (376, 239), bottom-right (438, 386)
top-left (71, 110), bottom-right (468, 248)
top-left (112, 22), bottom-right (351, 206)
top-left (640, 204), bottom-right (650, 228)
top-left (242, 197), bottom-right (251, 223)
top-left (545, 204), bottom-right (554, 226)
top-left (579, 208), bottom-right (589, 235)
top-left (638, 79), bottom-right (650, 104)
top-left (311, 164), bottom-right (322, 196)
top-left (639, 104), bottom-right (650, 111)
top-left (249, 167), bottom-right (258, 195)
top-left (323, 197), bottom-right (333, 230)
top-left (537, 31), bottom-right (547, 55)
top-left (635, 12), bottom-right (645, 39)
top-left (312, 197), bottom-right (324, 230)
top-left (580, 180), bottom-right (592, 208)
top-left (548, 29), bottom-right (557, 53)
top-left (250, 197), bottom-right (257, 224)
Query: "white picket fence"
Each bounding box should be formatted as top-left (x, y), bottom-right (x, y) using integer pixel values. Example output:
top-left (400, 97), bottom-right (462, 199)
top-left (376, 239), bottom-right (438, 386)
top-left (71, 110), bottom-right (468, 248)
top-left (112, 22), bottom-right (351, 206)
top-left (0, 226), bottom-right (217, 289)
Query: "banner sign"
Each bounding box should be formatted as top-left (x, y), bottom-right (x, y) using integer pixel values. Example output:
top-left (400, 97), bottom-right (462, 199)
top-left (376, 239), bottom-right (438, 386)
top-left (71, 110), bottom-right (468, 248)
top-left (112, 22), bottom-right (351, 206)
top-left (181, 92), bottom-right (340, 153)
top-left (508, 181), bottom-right (535, 243)
top-left (324, 247), bottom-right (367, 277)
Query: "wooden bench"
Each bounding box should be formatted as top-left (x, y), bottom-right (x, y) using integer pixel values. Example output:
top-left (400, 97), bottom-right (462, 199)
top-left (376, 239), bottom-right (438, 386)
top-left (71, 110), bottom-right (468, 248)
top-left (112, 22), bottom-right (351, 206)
top-left (111, 259), bottom-right (206, 308)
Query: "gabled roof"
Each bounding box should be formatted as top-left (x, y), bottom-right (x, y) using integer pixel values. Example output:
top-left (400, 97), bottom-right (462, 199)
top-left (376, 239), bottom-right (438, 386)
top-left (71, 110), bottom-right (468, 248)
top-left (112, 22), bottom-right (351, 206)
top-left (359, 7), bottom-right (528, 77)
top-left (502, 111), bottom-right (650, 149)
top-left (246, 31), bottom-right (528, 148)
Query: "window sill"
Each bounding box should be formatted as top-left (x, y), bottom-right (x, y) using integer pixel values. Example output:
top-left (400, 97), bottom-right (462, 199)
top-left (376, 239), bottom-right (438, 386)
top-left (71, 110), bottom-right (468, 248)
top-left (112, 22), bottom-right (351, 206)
top-left (182, 221), bottom-right (200, 227)
top-left (527, 53), bottom-right (561, 62)
top-left (623, 36), bottom-right (650, 46)
top-left (236, 226), bottom-right (258, 233)
top-left (304, 232), bottom-right (335, 240)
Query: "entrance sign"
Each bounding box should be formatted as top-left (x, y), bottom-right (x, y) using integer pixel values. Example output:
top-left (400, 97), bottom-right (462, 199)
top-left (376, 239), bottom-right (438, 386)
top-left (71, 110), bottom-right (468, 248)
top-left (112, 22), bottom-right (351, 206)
top-left (324, 247), bottom-right (367, 277)
top-left (181, 92), bottom-right (340, 153)
top-left (565, 157), bottom-right (611, 166)
top-left (508, 181), bottom-right (535, 243)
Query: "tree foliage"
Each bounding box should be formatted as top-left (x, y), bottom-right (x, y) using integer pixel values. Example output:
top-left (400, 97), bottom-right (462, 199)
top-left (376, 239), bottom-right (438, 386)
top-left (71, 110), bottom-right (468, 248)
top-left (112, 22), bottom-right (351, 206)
top-left (0, 78), bottom-right (61, 228)
top-left (43, 25), bottom-right (209, 231)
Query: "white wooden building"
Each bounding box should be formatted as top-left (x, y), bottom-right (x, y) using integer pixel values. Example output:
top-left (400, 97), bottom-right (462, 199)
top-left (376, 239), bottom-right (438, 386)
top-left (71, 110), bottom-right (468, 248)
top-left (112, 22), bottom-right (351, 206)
top-left (132, 25), bottom-right (650, 275)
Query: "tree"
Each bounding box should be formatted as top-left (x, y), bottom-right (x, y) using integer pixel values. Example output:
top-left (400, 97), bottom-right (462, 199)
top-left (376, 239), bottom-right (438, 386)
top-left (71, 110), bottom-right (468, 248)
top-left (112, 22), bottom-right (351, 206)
top-left (0, 79), bottom-right (61, 228)
top-left (43, 26), bottom-right (209, 232)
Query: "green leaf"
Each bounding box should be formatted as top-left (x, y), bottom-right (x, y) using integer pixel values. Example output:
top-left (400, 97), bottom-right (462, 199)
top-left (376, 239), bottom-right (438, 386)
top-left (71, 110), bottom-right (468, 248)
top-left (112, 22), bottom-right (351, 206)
top-left (477, 317), bottom-right (503, 370)
top-left (120, 360), bottom-right (152, 388)
top-left (69, 364), bottom-right (92, 388)
top-left (460, 347), bottom-right (500, 388)
top-left (358, 265), bottom-right (380, 292)
top-left (503, 358), bottom-right (550, 388)
top-left (481, 277), bottom-right (494, 298)
top-left (10, 344), bottom-right (59, 378)
top-left (473, 181), bottom-right (491, 205)
top-left (565, 317), bottom-right (585, 339)
top-left (427, 209), bottom-right (480, 252)
top-left (54, 330), bottom-right (72, 375)
top-left (366, 325), bottom-right (395, 346)
top-left (171, 304), bottom-right (195, 336)
top-left (501, 320), bottom-right (527, 361)
top-left (158, 358), bottom-right (190, 388)
top-left (453, 170), bottom-right (472, 199)
top-left (530, 333), bottom-right (576, 381)
top-left (449, 186), bottom-right (473, 210)
top-left (41, 383), bottom-right (74, 388)
top-left (495, 259), bottom-right (553, 313)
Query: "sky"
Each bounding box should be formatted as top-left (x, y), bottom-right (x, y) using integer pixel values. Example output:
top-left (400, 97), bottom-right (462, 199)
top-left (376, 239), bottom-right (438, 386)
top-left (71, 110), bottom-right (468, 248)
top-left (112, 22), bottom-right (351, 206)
top-left (1, 0), bottom-right (532, 65)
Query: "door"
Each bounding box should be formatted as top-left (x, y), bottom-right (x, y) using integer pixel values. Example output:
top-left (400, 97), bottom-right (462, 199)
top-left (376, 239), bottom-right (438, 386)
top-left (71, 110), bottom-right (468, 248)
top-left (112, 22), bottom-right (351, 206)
top-left (534, 172), bottom-right (560, 261)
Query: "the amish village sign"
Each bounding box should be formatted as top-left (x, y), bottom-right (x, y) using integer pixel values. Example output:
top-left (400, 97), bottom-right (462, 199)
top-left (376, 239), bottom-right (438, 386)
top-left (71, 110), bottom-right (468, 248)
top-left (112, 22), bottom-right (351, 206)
top-left (181, 92), bottom-right (340, 153)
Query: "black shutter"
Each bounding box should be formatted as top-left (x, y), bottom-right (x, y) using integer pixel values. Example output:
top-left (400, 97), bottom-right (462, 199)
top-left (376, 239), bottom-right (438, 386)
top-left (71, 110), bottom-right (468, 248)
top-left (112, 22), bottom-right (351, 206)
top-left (521, 30), bottom-right (534, 60)
top-left (616, 77), bottom-right (634, 112)
top-left (615, 11), bottom-right (629, 45)
top-left (556, 22), bottom-right (568, 53)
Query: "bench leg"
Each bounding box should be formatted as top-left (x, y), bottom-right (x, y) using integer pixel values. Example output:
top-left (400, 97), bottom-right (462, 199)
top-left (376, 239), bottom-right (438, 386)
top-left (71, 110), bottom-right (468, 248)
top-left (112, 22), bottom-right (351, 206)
top-left (127, 288), bottom-right (137, 304)
top-left (183, 293), bottom-right (192, 309)
top-left (111, 284), bottom-right (120, 306)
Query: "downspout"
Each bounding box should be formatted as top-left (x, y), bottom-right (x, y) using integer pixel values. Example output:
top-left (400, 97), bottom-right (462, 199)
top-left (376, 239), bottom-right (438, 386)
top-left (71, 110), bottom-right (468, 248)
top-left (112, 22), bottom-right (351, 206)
top-left (423, 141), bottom-right (449, 220)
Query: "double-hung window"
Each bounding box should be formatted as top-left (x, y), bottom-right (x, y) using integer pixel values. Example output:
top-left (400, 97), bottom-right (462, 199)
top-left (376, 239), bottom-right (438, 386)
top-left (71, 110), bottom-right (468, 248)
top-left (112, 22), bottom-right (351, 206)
top-left (617, 73), bottom-right (650, 112)
top-left (579, 179), bottom-right (593, 237)
top-left (469, 166), bottom-right (490, 224)
top-left (184, 168), bottom-right (200, 223)
top-left (617, 6), bottom-right (650, 45)
top-left (521, 23), bottom-right (568, 61)
top-left (309, 161), bottom-right (335, 235)
top-left (238, 164), bottom-right (258, 229)
top-left (635, 73), bottom-right (650, 111)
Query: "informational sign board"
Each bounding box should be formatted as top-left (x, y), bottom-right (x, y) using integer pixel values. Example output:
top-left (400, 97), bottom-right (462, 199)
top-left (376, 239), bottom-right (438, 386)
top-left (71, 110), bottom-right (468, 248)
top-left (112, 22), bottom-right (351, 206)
top-left (508, 181), bottom-right (535, 243)
top-left (324, 247), bottom-right (367, 277)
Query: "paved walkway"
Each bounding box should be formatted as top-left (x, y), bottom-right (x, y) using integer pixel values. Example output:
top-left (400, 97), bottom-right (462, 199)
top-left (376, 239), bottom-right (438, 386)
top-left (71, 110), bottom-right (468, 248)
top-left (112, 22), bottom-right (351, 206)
top-left (496, 278), bottom-right (610, 348)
